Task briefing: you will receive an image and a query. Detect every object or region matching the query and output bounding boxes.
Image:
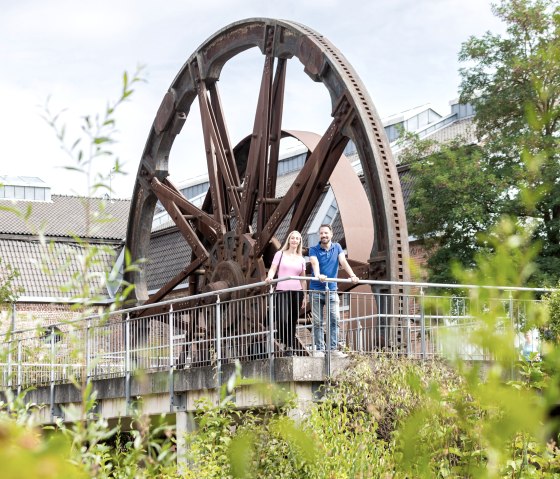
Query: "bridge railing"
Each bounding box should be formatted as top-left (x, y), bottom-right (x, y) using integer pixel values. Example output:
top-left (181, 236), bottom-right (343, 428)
top-left (0, 278), bottom-right (551, 390)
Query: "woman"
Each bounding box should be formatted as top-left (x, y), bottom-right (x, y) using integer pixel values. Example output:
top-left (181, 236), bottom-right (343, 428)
top-left (265, 230), bottom-right (307, 356)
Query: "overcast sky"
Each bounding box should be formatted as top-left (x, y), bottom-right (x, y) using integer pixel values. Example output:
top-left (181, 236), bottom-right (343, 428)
top-left (0, 0), bottom-right (504, 199)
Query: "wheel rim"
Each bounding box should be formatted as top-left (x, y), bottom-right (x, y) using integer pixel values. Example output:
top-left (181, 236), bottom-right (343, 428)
top-left (125, 18), bottom-right (410, 305)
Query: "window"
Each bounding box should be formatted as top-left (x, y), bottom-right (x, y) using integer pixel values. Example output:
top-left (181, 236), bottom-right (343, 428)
top-left (0, 180), bottom-right (50, 201)
top-left (322, 199), bottom-right (338, 226)
top-left (181, 181), bottom-right (210, 200)
top-left (277, 153), bottom-right (306, 175)
top-left (35, 188), bottom-right (45, 201)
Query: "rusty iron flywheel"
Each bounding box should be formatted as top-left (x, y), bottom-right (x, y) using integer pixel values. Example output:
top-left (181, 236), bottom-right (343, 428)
top-left (125, 18), bottom-right (410, 309)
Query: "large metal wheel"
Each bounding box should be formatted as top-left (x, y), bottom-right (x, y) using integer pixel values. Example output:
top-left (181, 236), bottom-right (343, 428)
top-left (125, 18), bottom-right (409, 309)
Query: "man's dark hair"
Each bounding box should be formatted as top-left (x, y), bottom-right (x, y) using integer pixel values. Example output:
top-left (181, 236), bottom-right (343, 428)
top-left (319, 224), bottom-right (332, 232)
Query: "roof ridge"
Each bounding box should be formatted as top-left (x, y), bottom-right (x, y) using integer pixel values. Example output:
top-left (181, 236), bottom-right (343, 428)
top-left (51, 194), bottom-right (131, 202)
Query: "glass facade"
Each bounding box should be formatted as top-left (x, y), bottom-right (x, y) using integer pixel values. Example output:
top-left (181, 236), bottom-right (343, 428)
top-left (180, 181), bottom-right (210, 200)
top-left (0, 184), bottom-right (50, 201)
top-left (277, 153), bottom-right (306, 175)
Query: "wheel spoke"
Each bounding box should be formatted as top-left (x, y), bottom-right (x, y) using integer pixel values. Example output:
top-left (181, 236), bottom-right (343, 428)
top-left (254, 97), bottom-right (354, 257)
top-left (194, 62), bottom-right (242, 231)
top-left (151, 177), bottom-right (220, 245)
top-left (208, 83), bottom-right (241, 188)
top-left (137, 256), bottom-right (207, 310)
top-left (237, 56), bottom-right (275, 235)
top-left (208, 84), bottom-right (242, 231)
top-left (261, 57), bottom-right (287, 231)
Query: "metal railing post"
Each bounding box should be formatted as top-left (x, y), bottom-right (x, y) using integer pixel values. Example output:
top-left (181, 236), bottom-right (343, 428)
top-left (405, 294), bottom-right (411, 357)
top-left (420, 287), bottom-right (426, 358)
top-left (125, 313), bottom-right (131, 412)
top-left (508, 291), bottom-right (515, 327)
top-left (85, 319), bottom-right (91, 384)
top-left (268, 285), bottom-right (275, 382)
top-left (6, 338), bottom-right (12, 389)
top-left (325, 288), bottom-right (331, 377)
top-left (16, 339), bottom-right (22, 395)
top-left (169, 305), bottom-right (175, 411)
top-left (215, 296), bottom-right (222, 389)
top-left (357, 321), bottom-right (363, 353)
top-left (50, 327), bottom-right (56, 422)
top-left (508, 291), bottom-right (515, 377)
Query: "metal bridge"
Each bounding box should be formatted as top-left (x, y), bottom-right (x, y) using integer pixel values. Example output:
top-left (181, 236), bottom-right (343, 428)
top-left (1, 278), bottom-right (546, 423)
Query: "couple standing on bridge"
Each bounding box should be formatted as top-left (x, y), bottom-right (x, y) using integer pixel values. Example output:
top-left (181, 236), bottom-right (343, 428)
top-left (265, 224), bottom-right (360, 357)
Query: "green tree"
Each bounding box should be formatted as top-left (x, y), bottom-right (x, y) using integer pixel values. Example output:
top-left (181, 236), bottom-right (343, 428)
top-left (459, 0), bottom-right (560, 284)
top-left (0, 259), bottom-right (22, 306)
top-left (403, 135), bottom-right (504, 283)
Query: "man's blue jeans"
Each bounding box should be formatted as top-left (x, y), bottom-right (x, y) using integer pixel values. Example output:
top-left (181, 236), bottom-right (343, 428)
top-left (310, 290), bottom-right (340, 351)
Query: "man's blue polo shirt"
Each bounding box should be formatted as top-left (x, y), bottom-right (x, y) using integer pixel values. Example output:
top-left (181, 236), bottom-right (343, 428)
top-left (309, 242), bottom-right (343, 291)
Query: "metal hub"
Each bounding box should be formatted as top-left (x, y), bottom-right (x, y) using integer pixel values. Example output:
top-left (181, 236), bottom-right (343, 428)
top-left (203, 232), bottom-right (266, 294)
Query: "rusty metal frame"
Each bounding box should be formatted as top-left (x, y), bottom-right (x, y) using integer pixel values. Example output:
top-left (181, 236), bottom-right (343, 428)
top-left (125, 18), bottom-right (410, 305)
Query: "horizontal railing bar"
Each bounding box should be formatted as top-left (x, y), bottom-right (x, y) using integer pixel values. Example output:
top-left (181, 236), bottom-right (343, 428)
top-left (8, 276), bottom-right (552, 336)
top-left (284, 276), bottom-right (555, 293)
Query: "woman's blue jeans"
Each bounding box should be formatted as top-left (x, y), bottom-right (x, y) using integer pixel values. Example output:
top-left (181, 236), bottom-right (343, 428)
top-left (310, 290), bottom-right (340, 351)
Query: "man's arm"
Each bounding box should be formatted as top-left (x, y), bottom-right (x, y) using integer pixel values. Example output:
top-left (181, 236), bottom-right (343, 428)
top-left (310, 255), bottom-right (327, 282)
top-left (339, 252), bottom-right (359, 284)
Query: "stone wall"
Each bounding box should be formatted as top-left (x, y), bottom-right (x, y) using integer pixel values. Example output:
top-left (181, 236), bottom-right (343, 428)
top-left (0, 302), bottom-right (82, 335)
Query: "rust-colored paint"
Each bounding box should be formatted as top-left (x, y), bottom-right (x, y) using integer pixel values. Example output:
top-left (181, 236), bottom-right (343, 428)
top-left (125, 18), bottom-right (409, 310)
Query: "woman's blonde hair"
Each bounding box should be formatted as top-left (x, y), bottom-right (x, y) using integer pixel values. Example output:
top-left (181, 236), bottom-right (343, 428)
top-left (281, 230), bottom-right (303, 255)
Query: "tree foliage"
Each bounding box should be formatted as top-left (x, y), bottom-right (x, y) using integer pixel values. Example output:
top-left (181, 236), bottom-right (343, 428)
top-left (0, 258), bottom-right (22, 306)
top-left (405, 0), bottom-right (560, 284)
top-left (458, 0), bottom-right (560, 284)
top-left (403, 134), bottom-right (504, 283)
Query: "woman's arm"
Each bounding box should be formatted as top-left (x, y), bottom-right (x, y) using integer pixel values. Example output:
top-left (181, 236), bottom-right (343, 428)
top-left (300, 260), bottom-right (307, 308)
top-left (265, 263), bottom-right (278, 283)
top-left (266, 251), bottom-right (281, 283)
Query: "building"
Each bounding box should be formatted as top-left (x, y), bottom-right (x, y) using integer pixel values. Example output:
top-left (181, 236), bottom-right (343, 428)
top-left (0, 176), bottom-right (130, 332)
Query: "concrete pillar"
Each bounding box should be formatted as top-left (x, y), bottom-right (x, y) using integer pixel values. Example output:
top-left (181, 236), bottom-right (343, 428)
top-left (286, 382), bottom-right (319, 422)
top-left (176, 411), bottom-right (196, 473)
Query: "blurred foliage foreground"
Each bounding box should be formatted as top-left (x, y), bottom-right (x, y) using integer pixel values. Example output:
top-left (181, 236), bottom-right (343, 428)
top-left (2, 189), bottom-right (560, 477)
top-left (5, 1), bottom-right (560, 472)
top-left (5, 243), bottom-right (560, 479)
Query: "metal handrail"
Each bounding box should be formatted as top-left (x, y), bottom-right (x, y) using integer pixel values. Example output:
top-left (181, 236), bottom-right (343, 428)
top-left (8, 277), bottom-right (554, 336)
top-left (0, 279), bottom-right (546, 390)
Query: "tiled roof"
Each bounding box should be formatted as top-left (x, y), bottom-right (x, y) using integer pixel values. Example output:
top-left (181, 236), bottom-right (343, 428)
top-left (147, 231), bottom-right (192, 291)
top-left (275, 170), bottom-right (300, 197)
top-left (392, 117), bottom-right (477, 163)
top-left (1, 239), bottom-right (118, 298)
top-left (423, 117), bottom-right (476, 145)
top-left (0, 195), bottom-right (130, 240)
top-left (397, 165), bottom-right (415, 211)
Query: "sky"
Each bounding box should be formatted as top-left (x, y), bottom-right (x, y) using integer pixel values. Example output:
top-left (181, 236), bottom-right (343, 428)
top-left (0, 0), bottom-right (505, 199)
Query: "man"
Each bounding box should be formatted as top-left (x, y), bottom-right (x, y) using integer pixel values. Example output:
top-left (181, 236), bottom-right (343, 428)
top-left (309, 224), bottom-right (359, 357)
